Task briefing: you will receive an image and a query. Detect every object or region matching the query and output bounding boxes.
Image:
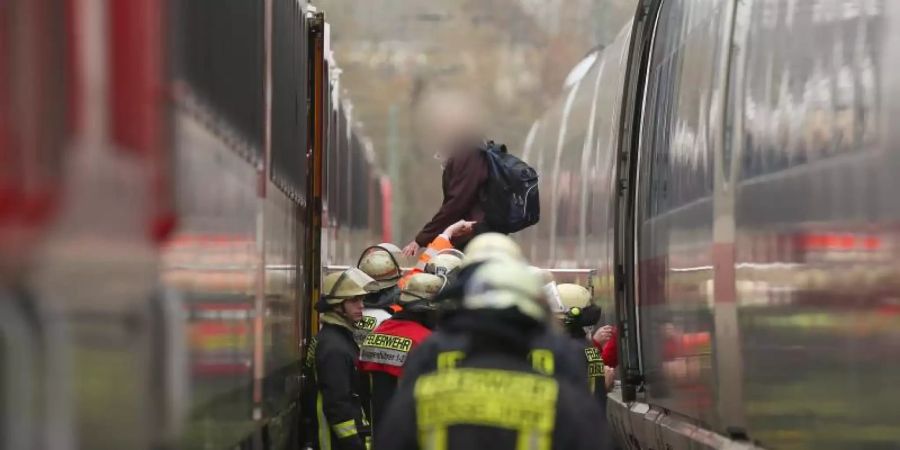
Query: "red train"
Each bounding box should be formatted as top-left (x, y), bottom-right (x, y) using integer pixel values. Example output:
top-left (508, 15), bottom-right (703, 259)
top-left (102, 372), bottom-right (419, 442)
top-left (0, 1), bottom-right (390, 449)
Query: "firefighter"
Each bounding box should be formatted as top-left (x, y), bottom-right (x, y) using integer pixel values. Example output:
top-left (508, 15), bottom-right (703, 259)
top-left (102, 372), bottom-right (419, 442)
top-left (556, 284), bottom-right (605, 396)
top-left (356, 243), bottom-right (404, 344)
top-left (312, 268), bottom-right (377, 450)
top-left (398, 220), bottom-right (474, 288)
top-left (359, 272), bottom-right (447, 437)
top-left (376, 260), bottom-right (605, 450)
top-left (558, 283), bottom-right (617, 445)
top-left (401, 233), bottom-right (588, 388)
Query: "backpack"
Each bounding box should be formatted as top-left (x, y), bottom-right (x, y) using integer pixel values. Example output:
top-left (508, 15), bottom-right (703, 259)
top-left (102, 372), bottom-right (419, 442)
top-left (479, 141), bottom-right (540, 234)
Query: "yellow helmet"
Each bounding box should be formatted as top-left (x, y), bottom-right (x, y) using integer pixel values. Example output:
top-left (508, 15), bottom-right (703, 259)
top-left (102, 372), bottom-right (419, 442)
top-left (400, 273), bottom-right (447, 309)
top-left (427, 253), bottom-right (463, 276)
top-left (320, 268), bottom-right (377, 308)
top-left (357, 244), bottom-right (403, 290)
top-left (557, 283), bottom-right (591, 311)
top-left (462, 233), bottom-right (523, 266)
top-left (463, 259), bottom-right (546, 321)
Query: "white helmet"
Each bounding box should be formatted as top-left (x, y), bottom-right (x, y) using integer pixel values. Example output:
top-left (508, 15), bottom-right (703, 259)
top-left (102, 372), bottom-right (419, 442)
top-left (557, 283), bottom-right (591, 311)
top-left (462, 233), bottom-right (523, 267)
top-left (463, 259), bottom-right (546, 322)
top-left (357, 244), bottom-right (403, 290)
top-left (427, 253), bottom-right (463, 276)
top-left (399, 273), bottom-right (448, 311)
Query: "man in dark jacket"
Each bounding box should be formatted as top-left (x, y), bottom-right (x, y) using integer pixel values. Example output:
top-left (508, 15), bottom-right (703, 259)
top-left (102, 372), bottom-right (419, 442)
top-left (402, 136), bottom-right (489, 255)
top-left (310, 268), bottom-right (377, 450)
top-left (376, 259), bottom-right (605, 450)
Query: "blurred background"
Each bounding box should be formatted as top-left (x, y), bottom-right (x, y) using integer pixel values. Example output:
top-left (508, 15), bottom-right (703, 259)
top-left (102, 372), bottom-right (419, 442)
top-left (315, 0), bottom-right (635, 243)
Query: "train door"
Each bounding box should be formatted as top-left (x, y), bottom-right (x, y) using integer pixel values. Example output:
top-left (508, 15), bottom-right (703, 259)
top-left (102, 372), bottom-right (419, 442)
top-left (613, 0), bottom-right (752, 449)
top-left (305, 8), bottom-right (326, 346)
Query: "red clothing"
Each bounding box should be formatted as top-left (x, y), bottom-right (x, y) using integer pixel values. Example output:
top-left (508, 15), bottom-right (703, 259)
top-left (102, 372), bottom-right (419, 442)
top-left (596, 327), bottom-right (618, 368)
top-left (358, 319), bottom-right (432, 378)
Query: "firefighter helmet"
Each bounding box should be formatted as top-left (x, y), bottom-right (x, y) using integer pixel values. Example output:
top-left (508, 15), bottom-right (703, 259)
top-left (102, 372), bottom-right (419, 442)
top-left (357, 244), bottom-right (403, 290)
top-left (426, 253), bottom-right (463, 277)
top-left (320, 268), bottom-right (377, 309)
top-left (462, 233), bottom-right (523, 266)
top-left (557, 283), bottom-right (591, 311)
top-left (463, 259), bottom-right (546, 321)
top-left (399, 273), bottom-right (447, 311)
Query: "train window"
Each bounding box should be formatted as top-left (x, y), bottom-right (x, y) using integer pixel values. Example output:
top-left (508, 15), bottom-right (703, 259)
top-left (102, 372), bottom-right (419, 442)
top-left (739, 0), bottom-right (882, 181)
top-left (638, 1), bottom-right (722, 218)
top-left (271, 0), bottom-right (309, 200)
top-left (174, 0), bottom-right (265, 158)
top-left (350, 140), bottom-right (371, 229)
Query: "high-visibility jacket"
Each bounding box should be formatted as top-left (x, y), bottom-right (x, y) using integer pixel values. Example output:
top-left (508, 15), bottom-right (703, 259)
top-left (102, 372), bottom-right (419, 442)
top-left (358, 317), bottom-right (432, 436)
top-left (376, 352), bottom-right (606, 450)
top-left (398, 234), bottom-right (454, 288)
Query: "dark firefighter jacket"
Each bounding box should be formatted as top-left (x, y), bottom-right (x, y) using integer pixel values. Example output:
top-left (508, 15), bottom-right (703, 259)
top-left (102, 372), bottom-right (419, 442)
top-left (400, 326), bottom-right (588, 390)
top-left (414, 148), bottom-right (489, 249)
top-left (376, 352), bottom-right (606, 450)
top-left (312, 321), bottom-right (369, 450)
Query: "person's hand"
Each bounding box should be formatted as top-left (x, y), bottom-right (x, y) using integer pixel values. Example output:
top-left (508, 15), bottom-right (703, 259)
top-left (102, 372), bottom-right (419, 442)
top-left (401, 241), bottom-right (420, 257)
top-left (445, 220), bottom-right (476, 238)
top-left (593, 325), bottom-right (614, 346)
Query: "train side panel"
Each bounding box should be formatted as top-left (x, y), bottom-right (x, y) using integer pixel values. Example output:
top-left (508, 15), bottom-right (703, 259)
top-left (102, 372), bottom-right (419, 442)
top-left (732, 0), bottom-right (900, 448)
top-left (609, 0), bottom-right (900, 449)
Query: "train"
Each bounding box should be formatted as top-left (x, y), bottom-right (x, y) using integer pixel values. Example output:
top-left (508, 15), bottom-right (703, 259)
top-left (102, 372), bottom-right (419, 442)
top-left (1, 1), bottom-right (390, 450)
top-left (520, 0), bottom-right (900, 449)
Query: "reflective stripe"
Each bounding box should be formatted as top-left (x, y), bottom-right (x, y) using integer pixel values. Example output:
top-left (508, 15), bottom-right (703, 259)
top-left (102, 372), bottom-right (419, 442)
top-left (419, 427), bottom-right (447, 450)
top-left (528, 349), bottom-right (555, 376)
top-left (516, 428), bottom-right (551, 450)
top-left (415, 369), bottom-right (556, 450)
top-left (332, 419), bottom-right (358, 438)
top-left (436, 351), bottom-right (464, 370)
top-left (316, 393), bottom-right (332, 450)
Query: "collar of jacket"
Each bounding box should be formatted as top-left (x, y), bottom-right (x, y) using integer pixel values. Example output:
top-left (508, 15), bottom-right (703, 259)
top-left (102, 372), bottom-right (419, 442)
top-left (321, 311), bottom-right (356, 331)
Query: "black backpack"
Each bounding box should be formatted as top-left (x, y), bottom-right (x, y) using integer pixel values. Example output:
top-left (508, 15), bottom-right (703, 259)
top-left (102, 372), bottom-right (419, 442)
top-left (479, 141), bottom-right (540, 234)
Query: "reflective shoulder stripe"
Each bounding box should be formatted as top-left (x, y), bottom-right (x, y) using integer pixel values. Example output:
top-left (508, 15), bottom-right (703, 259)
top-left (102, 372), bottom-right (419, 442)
top-left (528, 349), bottom-right (555, 376)
top-left (332, 419), bottom-right (358, 438)
top-left (436, 350), bottom-right (464, 370)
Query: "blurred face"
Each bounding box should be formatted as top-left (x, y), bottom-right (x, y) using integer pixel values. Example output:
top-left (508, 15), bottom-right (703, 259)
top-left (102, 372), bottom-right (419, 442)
top-left (417, 90), bottom-right (484, 160)
top-left (340, 297), bottom-right (365, 323)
